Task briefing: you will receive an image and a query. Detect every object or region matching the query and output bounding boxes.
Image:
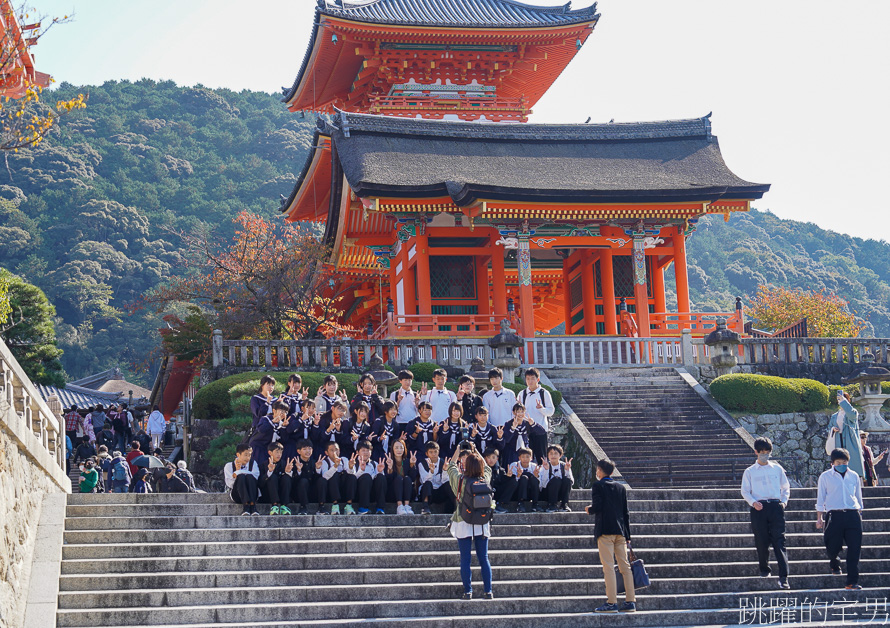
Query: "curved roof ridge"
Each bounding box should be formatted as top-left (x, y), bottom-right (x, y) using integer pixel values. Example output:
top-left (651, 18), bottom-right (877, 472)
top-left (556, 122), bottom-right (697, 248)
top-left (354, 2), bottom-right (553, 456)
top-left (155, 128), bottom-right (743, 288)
top-left (318, 0), bottom-right (600, 25)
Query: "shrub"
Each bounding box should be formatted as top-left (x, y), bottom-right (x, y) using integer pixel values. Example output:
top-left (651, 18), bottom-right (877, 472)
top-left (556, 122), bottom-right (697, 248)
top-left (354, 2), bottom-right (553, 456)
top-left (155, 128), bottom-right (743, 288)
top-left (792, 378), bottom-right (830, 412)
top-left (404, 362), bottom-right (444, 384)
top-left (827, 384), bottom-right (861, 407)
top-left (711, 374), bottom-right (805, 414)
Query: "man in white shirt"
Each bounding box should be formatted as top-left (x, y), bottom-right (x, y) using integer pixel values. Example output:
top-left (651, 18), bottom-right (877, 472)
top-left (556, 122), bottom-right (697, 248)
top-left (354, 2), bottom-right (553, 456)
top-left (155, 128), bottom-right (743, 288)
top-left (420, 368), bottom-right (457, 423)
top-left (816, 448), bottom-right (864, 590)
top-left (390, 370), bottom-right (418, 424)
top-left (740, 438), bottom-right (791, 588)
top-left (518, 368), bottom-right (554, 461)
top-left (482, 368), bottom-right (516, 428)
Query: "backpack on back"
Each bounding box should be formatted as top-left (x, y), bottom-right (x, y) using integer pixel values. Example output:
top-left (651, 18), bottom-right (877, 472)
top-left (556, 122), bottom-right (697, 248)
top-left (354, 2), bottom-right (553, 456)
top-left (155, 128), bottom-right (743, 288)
top-left (459, 477), bottom-right (495, 526)
top-left (112, 459), bottom-right (129, 483)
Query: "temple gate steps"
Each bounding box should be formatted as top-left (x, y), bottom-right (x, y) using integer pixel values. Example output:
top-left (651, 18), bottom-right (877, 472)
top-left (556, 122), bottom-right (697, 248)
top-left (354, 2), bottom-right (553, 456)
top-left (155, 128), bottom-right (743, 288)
top-left (55, 488), bottom-right (890, 627)
top-left (547, 367), bottom-right (758, 488)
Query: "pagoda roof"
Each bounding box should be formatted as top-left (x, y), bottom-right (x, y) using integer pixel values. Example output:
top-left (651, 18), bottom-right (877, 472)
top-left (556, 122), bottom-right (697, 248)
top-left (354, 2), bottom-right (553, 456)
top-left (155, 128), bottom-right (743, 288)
top-left (292, 111), bottom-right (769, 208)
top-left (316, 0), bottom-right (599, 28)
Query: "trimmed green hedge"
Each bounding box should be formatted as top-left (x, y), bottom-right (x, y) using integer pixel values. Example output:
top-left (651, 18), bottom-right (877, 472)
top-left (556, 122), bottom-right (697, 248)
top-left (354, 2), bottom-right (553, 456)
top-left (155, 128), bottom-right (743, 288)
top-left (711, 374), bottom-right (841, 414)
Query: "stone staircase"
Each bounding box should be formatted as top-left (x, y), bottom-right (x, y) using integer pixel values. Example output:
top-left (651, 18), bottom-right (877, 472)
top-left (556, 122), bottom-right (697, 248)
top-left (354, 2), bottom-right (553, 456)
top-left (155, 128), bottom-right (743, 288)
top-left (549, 367), bottom-right (756, 487)
top-left (54, 487), bottom-right (890, 627)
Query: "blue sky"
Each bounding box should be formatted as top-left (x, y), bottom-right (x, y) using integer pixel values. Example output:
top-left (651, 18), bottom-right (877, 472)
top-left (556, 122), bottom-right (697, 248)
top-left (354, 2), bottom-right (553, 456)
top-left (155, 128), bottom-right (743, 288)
top-left (28, 0), bottom-right (890, 242)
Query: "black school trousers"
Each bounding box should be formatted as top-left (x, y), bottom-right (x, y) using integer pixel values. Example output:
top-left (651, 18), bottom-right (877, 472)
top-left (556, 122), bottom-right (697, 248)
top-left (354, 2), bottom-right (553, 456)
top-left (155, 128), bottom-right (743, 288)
top-left (824, 509), bottom-right (862, 585)
top-left (749, 501), bottom-right (789, 579)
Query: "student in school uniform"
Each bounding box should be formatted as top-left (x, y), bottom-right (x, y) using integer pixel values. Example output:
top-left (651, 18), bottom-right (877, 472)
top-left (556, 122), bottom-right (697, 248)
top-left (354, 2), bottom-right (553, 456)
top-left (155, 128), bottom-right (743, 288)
top-left (353, 441), bottom-right (387, 514)
top-left (438, 402), bottom-right (469, 459)
top-left (249, 400), bottom-right (290, 470)
top-left (418, 441), bottom-right (454, 515)
top-left (502, 403), bottom-right (534, 466)
top-left (390, 370), bottom-right (419, 425)
top-left (282, 399), bottom-right (316, 462)
top-left (407, 401), bottom-right (438, 454)
top-left (371, 400), bottom-right (403, 460)
top-left (250, 375), bottom-right (277, 431)
top-left (344, 401), bottom-right (374, 459)
top-left (419, 368), bottom-right (458, 423)
top-left (317, 441), bottom-right (357, 515)
top-left (816, 448), bottom-right (864, 590)
top-left (482, 368), bottom-right (516, 428)
top-left (499, 447), bottom-right (541, 512)
top-left (517, 368), bottom-right (555, 462)
top-left (351, 374), bottom-right (386, 423)
top-left (259, 442), bottom-right (295, 515)
top-left (471, 407), bottom-right (504, 455)
top-left (224, 443), bottom-right (261, 516)
top-left (456, 375), bottom-right (484, 422)
top-left (539, 444), bottom-right (574, 512)
top-left (292, 439), bottom-right (319, 515)
top-left (314, 374), bottom-right (348, 414)
top-left (315, 400), bottom-right (349, 460)
top-left (280, 373), bottom-right (307, 417)
top-left (484, 448), bottom-right (511, 514)
top-left (386, 438), bottom-right (417, 515)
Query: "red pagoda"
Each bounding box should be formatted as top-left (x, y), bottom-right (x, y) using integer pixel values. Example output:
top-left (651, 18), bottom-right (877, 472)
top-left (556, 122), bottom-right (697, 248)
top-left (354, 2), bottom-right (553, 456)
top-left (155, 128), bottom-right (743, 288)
top-left (280, 0), bottom-right (769, 341)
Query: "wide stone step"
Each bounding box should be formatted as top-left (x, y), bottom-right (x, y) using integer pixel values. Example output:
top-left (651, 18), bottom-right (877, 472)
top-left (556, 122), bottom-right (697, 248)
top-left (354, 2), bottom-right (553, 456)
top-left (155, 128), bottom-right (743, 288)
top-left (53, 587), bottom-right (890, 627)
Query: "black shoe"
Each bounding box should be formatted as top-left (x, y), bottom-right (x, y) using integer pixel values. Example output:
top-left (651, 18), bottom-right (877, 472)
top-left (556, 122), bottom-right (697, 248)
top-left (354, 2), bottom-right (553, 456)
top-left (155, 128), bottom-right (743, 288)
top-left (845, 583), bottom-right (862, 590)
top-left (759, 570), bottom-right (771, 578)
top-left (421, 506), bottom-right (431, 515)
top-left (619, 602), bottom-right (636, 613)
top-left (494, 505), bottom-right (508, 514)
top-left (778, 579), bottom-right (790, 590)
top-left (482, 592), bottom-right (494, 600)
top-left (544, 504), bottom-right (557, 513)
top-left (460, 592), bottom-right (472, 600)
top-left (595, 603), bottom-right (619, 613)
top-left (298, 507), bottom-right (309, 515)
top-left (830, 567), bottom-right (842, 575)
top-left (517, 502), bottom-right (528, 513)
top-left (559, 502), bottom-right (572, 512)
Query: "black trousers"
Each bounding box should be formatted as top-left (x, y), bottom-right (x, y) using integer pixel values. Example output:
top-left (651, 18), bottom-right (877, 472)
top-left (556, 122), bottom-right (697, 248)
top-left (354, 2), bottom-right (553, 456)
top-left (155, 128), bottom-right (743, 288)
top-left (231, 473), bottom-right (259, 506)
top-left (318, 472), bottom-right (357, 504)
top-left (388, 474), bottom-right (414, 503)
top-left (750, 501), bottom-right (789, 579)
top-left (544, 476), bottom-right (572, 506)
top-left (824, 510), bottom-right (863, 585)
top-left (294, 477), bottom-right (318, 508)
top-left (419, 481), bottom-right (455, 509)
top-left (529, 433), bottom-right (548, 463)
top-left (499, 473), bottom-right (540, 504)
top-left (356, 474), bottom-right (387, 510)
top-left (262, 473), bottom-right (293, 506)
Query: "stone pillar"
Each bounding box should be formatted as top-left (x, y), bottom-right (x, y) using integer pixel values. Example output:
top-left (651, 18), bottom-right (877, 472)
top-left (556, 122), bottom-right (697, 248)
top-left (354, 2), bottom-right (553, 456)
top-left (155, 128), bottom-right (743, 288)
top-left (600, 249), bottom-right (617, 335)
top-left (517, 223), bottom-right (535, 339)
top-left (681, 328), bottom-right (695, 367)
top-left (632, 237), bottom-right (651, 336)
top-left (212, 329), bottom-right (223, 368)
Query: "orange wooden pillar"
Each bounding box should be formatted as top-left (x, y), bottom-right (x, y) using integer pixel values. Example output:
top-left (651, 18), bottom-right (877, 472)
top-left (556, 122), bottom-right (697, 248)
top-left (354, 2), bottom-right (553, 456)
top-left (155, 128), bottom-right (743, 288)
top-left (600, 249), bottom-right (618, 335)
top-left (652, 261), bottom-right (666, 315)
top-left (490, 232), bottom-right (507, 315)
top-left (632, 238), bottom-right (651, 336)
top-left (401, 239), bottom-right (416, 316)
top-left (673, 225), bottom-right (691, 316)
top-left (581, 250), bottom-right (597, 335)
top-left (415, 234), bottom-right (432, 316)
top-left (477, 255), bottom-right (491, 316)
top-left (561, 256), bottom-right (572, 332)
top-left (517, 228), bottom-right (535, 338)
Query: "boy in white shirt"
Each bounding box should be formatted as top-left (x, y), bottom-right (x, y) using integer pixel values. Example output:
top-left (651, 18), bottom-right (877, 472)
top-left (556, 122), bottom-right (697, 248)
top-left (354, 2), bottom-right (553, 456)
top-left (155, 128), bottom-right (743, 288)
top-left (316, 441), bottom-right (357, 515)
top-left (417, 441), bottom-right (454, 514)
top-left (482, 367), bottom-right (516, 428)
top-left (224, 444), bottom-right (261, 515)
top-left (420, 368), bottom-right (457, 423)
top-left (353, 441), bottom-right (386, 514)
top-left (390, 370), bottom-right (418, 424)
top-left (518, 368), bottom-right (554, 461)
top-left (539, 444), bottom-right (574, 512)
top-left (500, 447), bottom-right (541, 512)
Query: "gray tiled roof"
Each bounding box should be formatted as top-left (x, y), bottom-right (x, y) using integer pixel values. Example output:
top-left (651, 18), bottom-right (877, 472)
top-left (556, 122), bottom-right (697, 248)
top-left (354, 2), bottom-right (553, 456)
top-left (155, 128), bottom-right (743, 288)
top-left (317, 0), bottom-right (599, 27)
top-left (36, 384), bottom-right (122, 410)
top-left (313, 111), bottom-right (770, 206)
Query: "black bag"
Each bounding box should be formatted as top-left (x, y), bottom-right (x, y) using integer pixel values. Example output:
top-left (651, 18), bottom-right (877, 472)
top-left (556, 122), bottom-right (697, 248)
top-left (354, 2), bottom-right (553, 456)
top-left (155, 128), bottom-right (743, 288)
top-left (458, 477), bottom-right (494, 526)
top-left (615, 542), bottom-right (651, 593)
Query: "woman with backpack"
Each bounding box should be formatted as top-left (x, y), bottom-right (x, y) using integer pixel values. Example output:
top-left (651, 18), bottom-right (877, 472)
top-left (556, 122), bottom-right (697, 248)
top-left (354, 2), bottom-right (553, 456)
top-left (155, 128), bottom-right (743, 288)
top-left (446, 445), bottom-right (494, 601)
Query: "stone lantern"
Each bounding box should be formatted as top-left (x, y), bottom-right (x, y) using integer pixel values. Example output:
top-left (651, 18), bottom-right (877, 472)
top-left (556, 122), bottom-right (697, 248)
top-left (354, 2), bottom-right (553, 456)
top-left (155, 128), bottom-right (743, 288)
top-left (842, 353), bottom-right (890, 432)
top-left (467, 356), bottom-right (490, 392)
top-left (489, 319), bottom-right (523, 384)
top-left (703, 317), bottom-right (741, 377)
top-left (364, 352), bottom-right (398, 397)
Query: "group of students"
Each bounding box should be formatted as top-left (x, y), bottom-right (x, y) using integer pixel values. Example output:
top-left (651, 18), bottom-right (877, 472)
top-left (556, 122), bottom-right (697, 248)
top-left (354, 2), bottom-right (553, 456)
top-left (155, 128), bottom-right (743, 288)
top-left (224, 367), bottom-right (574, 516)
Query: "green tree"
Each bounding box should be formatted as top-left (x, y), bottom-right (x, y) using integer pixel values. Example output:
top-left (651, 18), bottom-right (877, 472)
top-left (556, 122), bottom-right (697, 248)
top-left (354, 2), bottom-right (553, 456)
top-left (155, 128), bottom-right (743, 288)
top-left (0, 272), bottom-right (66, 386)
top-left (0, 268), bottom-right (11, 325)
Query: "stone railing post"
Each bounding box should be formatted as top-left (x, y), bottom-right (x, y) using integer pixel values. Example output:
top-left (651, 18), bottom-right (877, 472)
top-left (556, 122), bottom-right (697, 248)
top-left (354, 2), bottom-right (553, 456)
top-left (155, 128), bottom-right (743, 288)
top-left (212, 329), bottom-right (223, 368)
top-left (681, 328), bottom-right (694, 367)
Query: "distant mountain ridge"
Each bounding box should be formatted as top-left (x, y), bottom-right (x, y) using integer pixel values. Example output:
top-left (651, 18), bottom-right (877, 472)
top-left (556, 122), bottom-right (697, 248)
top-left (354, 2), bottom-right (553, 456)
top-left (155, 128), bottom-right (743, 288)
top-left (0, 81), bottom-right (886, 383)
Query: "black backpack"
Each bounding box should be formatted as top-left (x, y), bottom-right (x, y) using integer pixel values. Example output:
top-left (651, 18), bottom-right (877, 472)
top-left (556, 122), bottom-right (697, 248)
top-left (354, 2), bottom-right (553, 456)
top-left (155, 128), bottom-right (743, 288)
top-left (459, 477), bottom-right (495, 526)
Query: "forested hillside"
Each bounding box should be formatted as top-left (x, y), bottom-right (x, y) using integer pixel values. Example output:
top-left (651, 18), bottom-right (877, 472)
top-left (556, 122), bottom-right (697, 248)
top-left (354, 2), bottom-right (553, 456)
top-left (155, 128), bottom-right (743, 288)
top-left (0, 80), bottom-right (888, 384)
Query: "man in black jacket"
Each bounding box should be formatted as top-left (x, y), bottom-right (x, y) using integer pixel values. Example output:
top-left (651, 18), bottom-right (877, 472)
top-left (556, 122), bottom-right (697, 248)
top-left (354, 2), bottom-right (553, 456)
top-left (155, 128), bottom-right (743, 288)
top-left (586, 458), bottom-right (635, 613)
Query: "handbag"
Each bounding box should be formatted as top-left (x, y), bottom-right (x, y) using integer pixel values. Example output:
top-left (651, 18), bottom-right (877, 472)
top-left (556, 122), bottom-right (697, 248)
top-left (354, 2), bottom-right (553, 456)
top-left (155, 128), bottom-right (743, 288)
top-left (615, 541), bottom-right (650, 593)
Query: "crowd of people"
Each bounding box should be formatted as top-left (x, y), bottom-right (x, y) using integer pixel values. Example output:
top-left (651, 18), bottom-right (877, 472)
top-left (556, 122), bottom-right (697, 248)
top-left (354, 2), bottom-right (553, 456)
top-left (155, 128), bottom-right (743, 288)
top-left (64, 403), bottom-right (195, 494)
top-left (224, 367), bottom-right (575, 516)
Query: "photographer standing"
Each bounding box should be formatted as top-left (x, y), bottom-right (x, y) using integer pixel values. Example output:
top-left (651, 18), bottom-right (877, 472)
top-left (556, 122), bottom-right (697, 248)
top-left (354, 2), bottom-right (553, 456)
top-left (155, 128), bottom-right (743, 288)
top-left (446, 444), bottom-right (494, 601)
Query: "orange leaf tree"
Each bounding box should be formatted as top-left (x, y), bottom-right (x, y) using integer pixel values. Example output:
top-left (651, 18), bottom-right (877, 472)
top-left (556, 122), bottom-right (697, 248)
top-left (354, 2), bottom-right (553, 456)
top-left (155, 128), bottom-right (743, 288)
top-left (147, 211), bottom-right (348, 342)
top-left (749, 286), bottom-right (864, 338)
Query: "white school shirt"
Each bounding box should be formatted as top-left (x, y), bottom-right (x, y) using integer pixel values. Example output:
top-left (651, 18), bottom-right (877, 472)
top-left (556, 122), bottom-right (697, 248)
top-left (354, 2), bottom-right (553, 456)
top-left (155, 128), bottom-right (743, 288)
top-left (419, 458), bottom-right (448, 489)
top-left (538, 462), bottom-right (574, 489)
top-left (519, 387), bottom-right (555, 430)
top-left (390, 388), bottom-right (418, 424)
top-left (816, 467), bottom-right (863, 513)
top-left (314, 393), bottom-right (343, 414)
top-left (740, 461), bottom-right (790, 507)
top-left (320, 457), bottom-right (351, 480)
top-left (353, 459), bottom-right (380, 479)
top-left (508, 461), bottom-right (538, 477)
top-left (223, 460), bottom-right (260, 490)
top-left (483, 388), bottom-right (516, 427)
top-left (422, 388), bottom-right (457, 423)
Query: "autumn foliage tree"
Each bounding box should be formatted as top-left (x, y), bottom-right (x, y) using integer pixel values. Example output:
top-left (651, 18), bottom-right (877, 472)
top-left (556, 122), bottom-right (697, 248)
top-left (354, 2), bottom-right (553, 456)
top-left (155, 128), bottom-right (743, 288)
top-left (750, 286), bottom-right (864, 338)
top-left (148, 211), bottom-right (348, 346)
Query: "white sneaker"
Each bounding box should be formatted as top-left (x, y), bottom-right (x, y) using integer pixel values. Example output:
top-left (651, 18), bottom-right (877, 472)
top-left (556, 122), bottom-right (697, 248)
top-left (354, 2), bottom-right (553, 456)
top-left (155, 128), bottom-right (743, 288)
top-left (396, 505), bottom-right (405, 515)
top-left (403, 504), bottom-right (414, 515)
